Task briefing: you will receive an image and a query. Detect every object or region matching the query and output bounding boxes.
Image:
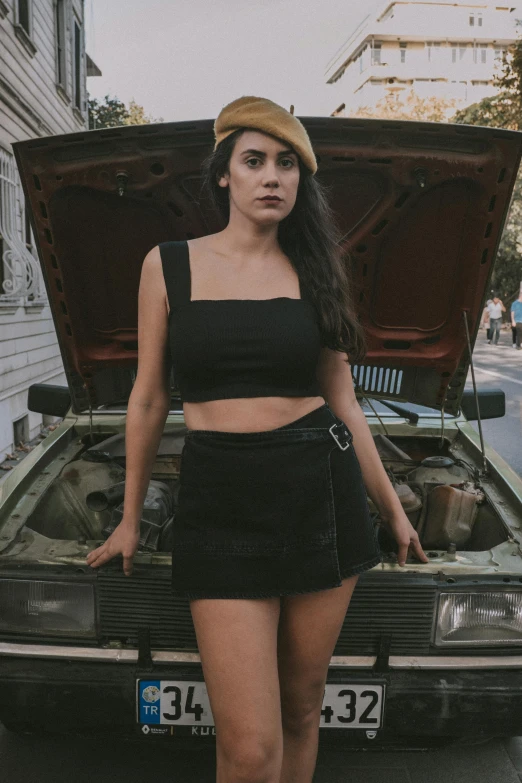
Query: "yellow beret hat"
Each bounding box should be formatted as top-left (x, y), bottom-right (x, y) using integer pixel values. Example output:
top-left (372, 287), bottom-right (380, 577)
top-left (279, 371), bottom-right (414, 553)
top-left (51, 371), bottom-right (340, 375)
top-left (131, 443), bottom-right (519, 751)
top-left (214, 96), bottom-right (317, 175)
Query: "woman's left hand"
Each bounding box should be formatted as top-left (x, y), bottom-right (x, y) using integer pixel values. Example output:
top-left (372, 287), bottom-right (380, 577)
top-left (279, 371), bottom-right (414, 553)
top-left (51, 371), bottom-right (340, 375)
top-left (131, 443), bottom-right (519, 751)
top-left (379, 509), bottom-right (430, 567)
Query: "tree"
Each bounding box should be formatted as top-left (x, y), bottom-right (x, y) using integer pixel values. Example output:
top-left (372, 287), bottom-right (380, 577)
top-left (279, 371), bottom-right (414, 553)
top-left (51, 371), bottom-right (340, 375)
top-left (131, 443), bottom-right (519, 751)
top-left (451, 92), bottom-right (520, 131)
top-left (353, 88), bottom-right (457, 122)
top-left (486, 174), bottom-right (522, 302)
top-left (451, 51), bottom-right (522, 131)
top-left (451, 31), bottom-right (522, 302)
top-left (126, 99), bottom-right (163, 126)
top-left (88, 94), bottom-right (162, 129)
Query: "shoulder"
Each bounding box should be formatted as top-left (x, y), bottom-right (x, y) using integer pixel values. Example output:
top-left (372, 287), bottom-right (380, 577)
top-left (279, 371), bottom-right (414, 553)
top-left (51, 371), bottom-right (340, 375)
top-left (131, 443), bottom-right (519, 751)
top-left (140, 245), bottom-right (164, 280)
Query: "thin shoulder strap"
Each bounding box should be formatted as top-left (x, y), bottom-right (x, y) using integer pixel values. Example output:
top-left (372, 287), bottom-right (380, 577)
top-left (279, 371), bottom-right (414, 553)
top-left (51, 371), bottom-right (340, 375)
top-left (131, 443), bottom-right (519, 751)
top-left (158, 240), bottom-right (191, 312)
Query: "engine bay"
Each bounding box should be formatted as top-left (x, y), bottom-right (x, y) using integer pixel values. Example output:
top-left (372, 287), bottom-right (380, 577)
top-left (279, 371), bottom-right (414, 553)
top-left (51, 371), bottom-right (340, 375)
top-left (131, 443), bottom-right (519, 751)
top-left (22, 427), bottom-right (509, 559)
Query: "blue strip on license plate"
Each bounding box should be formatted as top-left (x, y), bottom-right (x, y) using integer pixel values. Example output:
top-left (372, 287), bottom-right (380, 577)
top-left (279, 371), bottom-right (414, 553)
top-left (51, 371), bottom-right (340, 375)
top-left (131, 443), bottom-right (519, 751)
top-left (137, 680), bottom-right (385, 729)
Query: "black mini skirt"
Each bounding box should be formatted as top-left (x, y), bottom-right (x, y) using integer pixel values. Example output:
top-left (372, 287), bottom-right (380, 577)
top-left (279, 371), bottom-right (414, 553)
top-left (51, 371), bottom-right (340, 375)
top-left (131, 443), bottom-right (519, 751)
top-left (171, 402), bottom-right (382, 600)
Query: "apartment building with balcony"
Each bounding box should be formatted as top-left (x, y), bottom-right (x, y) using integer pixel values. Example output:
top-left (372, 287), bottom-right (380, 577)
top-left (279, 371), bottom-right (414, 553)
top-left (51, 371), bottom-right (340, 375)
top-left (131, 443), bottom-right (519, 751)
top-left (325, 1), bottom-right (519, 115)
top-left (0, 0), bottom-right (101, 462)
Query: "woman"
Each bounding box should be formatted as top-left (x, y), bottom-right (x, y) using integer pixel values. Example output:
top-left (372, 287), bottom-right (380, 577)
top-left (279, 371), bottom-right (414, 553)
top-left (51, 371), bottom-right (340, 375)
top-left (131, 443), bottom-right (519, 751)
top-left (87, 96), bottom-right (428, 783)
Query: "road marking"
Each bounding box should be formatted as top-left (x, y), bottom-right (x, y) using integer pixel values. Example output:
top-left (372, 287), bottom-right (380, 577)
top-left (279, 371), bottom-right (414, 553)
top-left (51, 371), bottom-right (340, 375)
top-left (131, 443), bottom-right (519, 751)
top-left (471, 364), bottom-right (522, 387)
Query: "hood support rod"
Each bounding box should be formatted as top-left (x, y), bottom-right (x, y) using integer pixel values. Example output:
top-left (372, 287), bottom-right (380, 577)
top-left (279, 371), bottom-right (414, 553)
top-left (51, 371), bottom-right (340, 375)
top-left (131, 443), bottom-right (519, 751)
top-left (462, 309), bottom-right (488, 476)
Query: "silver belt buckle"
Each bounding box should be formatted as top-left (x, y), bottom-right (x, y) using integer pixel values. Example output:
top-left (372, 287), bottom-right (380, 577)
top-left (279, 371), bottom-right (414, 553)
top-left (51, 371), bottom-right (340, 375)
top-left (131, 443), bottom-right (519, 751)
top-left (329, 422), bottom-right (351, 451)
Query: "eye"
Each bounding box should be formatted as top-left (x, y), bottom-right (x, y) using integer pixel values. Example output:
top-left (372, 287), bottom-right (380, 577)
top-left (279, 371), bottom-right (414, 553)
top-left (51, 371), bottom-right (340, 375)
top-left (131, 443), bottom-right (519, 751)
top-left (246, 158), bottom-right (261, 167)
top-left (280, 158), bottom-right (295, 168)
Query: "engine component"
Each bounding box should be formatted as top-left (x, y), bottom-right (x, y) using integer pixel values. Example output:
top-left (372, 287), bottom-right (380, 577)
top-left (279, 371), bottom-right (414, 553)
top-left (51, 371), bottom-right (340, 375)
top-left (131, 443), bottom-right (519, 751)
top-left (420, 456), bottom-right (455, 469)
top-left (394, 482), bottom-right (423, 514)
top-left (25, 458), bottom-right (126, 541)
top-left (86, 481), bottom-right (126, 511)
top-left (102, 480), bottom-right (174, 552)
top-left (422, 484), bottom-right (479, 549)
top-left (408, 460), bottom-right (468, 486)
top-left (374, 434), bottom-right (414, 472)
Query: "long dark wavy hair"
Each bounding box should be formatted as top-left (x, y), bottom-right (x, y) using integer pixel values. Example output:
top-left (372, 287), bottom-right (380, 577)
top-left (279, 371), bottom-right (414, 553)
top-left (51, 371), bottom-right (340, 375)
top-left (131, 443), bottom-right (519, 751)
top-left (200, 129), bottom-right (366, 364)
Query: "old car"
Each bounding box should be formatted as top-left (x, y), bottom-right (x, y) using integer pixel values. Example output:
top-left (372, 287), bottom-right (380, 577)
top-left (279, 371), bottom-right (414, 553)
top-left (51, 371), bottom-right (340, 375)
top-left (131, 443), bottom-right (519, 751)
top-left (1, 116), bottom-right (522, 747)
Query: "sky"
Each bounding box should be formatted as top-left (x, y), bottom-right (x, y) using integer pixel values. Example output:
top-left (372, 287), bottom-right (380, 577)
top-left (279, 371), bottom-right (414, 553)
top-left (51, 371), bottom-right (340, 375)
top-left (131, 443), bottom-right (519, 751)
top-left (84, 0), bottom-right (385, 122)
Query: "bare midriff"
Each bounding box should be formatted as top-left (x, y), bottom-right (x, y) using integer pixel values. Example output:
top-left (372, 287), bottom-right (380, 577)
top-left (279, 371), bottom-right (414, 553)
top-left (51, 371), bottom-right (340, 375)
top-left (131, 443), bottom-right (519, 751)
top-left (183, 395), bottom-right (326, 433)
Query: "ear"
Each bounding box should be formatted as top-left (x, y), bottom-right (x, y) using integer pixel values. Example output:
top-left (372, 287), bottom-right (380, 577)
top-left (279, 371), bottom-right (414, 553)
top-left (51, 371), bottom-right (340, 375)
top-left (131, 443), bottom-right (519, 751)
top-left (218, 173), bottom-right (229, 189)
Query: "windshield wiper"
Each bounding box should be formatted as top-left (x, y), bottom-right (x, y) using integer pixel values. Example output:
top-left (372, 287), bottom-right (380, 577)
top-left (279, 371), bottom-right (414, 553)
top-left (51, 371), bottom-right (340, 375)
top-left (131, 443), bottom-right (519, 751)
top-left (376, 400), bottom-right (419, 424)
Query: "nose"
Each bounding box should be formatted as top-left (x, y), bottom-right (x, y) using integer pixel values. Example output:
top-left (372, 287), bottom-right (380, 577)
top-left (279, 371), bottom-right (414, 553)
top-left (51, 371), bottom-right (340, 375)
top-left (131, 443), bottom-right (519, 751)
top-left (261, 161), bottom-right (280, 187)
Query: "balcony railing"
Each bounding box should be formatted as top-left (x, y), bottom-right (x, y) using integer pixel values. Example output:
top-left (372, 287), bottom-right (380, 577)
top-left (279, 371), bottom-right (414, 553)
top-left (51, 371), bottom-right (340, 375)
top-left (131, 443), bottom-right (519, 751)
top-left (0, 147), bottom-right (45, 303)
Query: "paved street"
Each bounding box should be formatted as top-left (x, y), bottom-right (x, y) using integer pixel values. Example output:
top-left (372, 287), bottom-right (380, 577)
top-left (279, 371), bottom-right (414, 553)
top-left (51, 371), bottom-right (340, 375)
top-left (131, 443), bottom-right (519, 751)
top-left (1, 326), bottom-right (522, 782)
top-left (466, 327), bottom-right (522, 476)
top-left (1, 726), bottom-right (522, 782)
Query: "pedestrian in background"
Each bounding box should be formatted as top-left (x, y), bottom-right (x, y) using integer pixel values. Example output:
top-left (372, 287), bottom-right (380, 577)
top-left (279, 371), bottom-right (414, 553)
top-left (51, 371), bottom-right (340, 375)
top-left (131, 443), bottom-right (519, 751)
top-left (482, 298), bottom-right (492, 342)
top-left (511, 291), bottom-right (522, 350)
top-left (487, 295), bottom-right (506, 345)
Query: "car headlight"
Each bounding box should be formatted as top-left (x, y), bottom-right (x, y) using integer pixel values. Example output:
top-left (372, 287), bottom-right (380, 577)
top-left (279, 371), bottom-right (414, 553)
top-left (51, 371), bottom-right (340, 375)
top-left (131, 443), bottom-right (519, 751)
top-left (435, 591), bottom-right (522, 646)
top-left (0, 579), bottom-right (96, 638)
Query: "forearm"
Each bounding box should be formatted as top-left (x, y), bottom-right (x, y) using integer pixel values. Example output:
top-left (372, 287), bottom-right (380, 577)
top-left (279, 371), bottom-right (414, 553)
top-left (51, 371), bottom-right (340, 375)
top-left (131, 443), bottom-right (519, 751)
top-left (121, 391), bottom-right (170, 529)
top-left (328, 397), bottom-right (401, 520)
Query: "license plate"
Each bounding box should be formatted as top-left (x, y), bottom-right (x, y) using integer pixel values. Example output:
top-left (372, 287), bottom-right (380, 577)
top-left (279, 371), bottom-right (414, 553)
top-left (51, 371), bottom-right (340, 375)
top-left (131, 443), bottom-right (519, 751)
top-left (137, 680), bottom-right (385, 730)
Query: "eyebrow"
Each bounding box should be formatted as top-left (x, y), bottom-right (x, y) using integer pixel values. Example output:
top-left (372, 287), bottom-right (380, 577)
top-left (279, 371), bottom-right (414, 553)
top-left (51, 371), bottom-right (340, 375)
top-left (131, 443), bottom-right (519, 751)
top-left (240, 148), bottom-right (297, 158)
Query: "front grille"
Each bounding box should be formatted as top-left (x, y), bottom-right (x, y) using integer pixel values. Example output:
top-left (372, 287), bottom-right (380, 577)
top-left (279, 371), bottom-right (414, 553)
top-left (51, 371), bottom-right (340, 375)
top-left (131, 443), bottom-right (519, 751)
top-left (98, 570), bottom-right (437, 655)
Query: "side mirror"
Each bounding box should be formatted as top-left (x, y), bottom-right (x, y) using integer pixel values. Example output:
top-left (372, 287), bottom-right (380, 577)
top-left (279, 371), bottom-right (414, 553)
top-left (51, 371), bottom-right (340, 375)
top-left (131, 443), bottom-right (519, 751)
top-left (27, 384), bottom-right (71, 418)
top-left (460, 388), bottom-right (505, 420)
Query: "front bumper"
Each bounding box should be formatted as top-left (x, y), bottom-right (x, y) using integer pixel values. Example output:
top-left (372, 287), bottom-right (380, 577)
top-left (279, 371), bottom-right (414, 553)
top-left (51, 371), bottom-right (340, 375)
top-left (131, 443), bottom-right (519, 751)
top-left (1, 645), bottom-right (522, 744)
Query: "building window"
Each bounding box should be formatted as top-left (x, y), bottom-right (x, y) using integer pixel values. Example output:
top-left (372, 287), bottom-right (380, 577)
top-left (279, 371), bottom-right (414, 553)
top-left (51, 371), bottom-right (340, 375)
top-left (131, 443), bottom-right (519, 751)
top-left (474, 44), bottom-right (488, 64)
top-left (371, 42), bottom-right (382, 65)
top-left (451, 43), bottom-right (469, 63)
top-left (13, 416), bottom-right (29, 449)
top-left (400, 42), bottom-right (407, 63)
top-left (24, 208), bottom-right (33, 252)
top-left (73, 17), bottom-right (82, 111)
top-left (494, 46), bottom-right (507, 62)
top-left (18, 0), bottom-right (30, 34)
top-left (426, 41), bottom-right (441, 62)
top-left (55, 0), bottom-right (66, 87)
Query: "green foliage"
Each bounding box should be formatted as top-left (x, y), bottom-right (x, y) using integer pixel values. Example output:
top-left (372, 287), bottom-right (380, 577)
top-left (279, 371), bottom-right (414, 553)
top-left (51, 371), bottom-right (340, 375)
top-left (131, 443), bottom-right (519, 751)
top-left (489, 175), bottom-right (522, 302)
top-left (452, 93), bottom-right (520, 130)
top-left (88, 95), bottom-right (128, 129)
top-left (451, 33), bottom-right (522, 301)
top-left (354, 88), bottom-right (457, 122)
top-left (88, 95), bottom-right (162, 129)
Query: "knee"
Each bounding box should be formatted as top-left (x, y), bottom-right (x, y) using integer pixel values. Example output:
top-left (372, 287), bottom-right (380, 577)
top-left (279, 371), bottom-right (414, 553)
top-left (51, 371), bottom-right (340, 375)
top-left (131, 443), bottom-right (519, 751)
top-left (281, 679), bottom-right (325, 736)
top-left (219, 736), bottom-right (281, 783)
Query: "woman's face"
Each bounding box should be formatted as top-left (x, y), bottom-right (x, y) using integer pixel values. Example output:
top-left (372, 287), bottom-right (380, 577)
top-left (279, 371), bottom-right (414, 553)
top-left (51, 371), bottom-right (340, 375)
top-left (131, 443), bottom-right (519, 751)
top-left (218, 129), bottom-right (300, 225)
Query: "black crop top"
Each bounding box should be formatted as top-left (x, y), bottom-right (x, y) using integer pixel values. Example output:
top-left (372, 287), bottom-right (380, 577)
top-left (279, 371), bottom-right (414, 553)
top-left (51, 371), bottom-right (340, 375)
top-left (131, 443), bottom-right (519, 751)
top-left (159, 241), bottom-right (323, 403)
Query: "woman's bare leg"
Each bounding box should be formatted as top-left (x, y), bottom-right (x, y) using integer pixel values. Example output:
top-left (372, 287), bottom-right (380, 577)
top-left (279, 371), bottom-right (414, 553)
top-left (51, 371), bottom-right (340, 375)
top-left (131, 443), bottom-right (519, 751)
top-left (277, 575), bottom-right (360, 783)
top-left (190, 597), bottom-right (283, 783)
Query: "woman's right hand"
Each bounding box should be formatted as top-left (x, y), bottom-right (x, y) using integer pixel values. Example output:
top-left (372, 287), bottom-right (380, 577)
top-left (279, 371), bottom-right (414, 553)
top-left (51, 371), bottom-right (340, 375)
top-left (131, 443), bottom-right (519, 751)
top-left (86, 520), bottom-right (141, 576)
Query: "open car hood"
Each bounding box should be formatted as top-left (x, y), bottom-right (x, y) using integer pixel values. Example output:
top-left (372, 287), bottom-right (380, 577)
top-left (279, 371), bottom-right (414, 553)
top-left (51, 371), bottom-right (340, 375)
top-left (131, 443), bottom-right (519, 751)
top-left (12, 118), bottom-right (522, 415)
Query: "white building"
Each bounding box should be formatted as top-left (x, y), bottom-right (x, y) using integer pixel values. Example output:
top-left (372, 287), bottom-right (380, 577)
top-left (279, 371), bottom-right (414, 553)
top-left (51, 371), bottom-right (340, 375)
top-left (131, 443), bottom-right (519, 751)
top-left (0, 0), bottom-right (101, 461)
top-left (325, 1), bottom-right (519, 115)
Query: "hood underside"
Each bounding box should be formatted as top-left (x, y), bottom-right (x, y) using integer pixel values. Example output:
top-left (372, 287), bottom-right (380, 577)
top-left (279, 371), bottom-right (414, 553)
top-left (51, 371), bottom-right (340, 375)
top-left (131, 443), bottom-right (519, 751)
top-left (12, 117), bottom-right (522, 415)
